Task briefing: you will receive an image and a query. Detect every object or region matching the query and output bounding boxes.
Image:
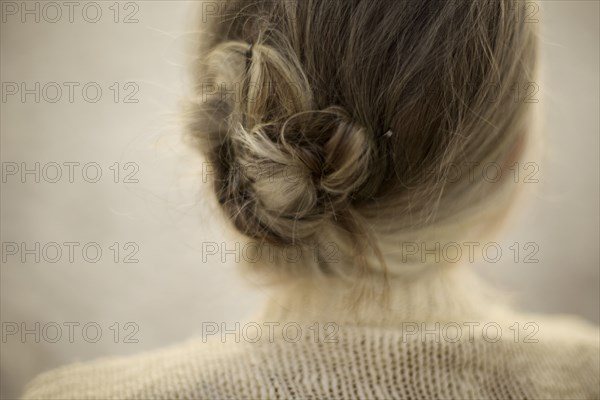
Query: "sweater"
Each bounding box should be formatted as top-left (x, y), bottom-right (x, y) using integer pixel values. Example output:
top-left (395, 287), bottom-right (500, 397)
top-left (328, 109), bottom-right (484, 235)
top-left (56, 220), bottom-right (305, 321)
top-left (22, 266), bottom-right (600, 399)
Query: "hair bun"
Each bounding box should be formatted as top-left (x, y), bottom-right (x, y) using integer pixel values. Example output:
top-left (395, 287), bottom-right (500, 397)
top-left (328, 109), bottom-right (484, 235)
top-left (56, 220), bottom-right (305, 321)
top-left (226, 106), bottom-right (373, 245)
top-left (189, 39), bottom-right (377, 246)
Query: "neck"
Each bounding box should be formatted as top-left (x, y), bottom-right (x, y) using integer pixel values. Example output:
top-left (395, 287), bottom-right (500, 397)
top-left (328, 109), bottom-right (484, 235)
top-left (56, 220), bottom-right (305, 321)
top-left (256, 264), bottom-right (507, 327)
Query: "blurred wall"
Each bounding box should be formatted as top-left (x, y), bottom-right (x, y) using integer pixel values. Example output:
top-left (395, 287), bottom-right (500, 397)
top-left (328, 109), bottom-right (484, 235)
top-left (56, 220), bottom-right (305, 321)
top-left (1, 1), bottom-right (598, 399)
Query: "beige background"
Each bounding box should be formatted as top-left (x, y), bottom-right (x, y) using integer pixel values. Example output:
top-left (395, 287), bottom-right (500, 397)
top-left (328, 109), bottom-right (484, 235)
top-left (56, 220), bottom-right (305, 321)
top-left (1, 1), bottom-right (598, 399)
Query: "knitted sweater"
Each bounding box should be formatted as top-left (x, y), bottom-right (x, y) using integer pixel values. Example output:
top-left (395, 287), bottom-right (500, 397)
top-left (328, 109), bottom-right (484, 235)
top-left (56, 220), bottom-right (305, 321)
top-left (22, 267), bottom-right (600, 400)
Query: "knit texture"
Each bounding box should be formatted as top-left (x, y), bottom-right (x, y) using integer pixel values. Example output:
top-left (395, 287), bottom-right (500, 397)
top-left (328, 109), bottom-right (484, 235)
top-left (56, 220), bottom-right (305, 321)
top-left (22, 268), bottom-right (600, 399)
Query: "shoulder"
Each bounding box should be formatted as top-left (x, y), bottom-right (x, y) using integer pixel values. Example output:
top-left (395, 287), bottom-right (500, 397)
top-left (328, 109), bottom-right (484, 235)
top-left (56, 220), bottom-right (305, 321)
top-left (21, 338), bottom-right (242, 399)
top-left (436, 312), bottom-right (599, 399)
top-left (512, 313), bottom-right (599, 398)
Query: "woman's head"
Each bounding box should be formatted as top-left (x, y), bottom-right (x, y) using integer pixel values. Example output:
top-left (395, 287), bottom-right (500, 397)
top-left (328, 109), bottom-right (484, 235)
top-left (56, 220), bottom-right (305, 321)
top-left (187, 0), bottom-right (539, 278)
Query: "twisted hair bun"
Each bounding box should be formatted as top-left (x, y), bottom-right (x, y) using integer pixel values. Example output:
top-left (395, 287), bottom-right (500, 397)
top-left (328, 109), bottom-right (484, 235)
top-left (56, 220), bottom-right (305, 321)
top-left (191, 39), bottom-right (380, 250)
top-left (188, 0), bottom-right (539, 277)
top-left (229, 105), bottom-right (374, 245)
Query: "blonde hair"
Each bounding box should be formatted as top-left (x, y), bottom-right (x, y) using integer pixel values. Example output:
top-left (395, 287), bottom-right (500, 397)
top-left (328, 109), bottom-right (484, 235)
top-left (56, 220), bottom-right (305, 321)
top-left (186, 0), bottom-right (539, 282)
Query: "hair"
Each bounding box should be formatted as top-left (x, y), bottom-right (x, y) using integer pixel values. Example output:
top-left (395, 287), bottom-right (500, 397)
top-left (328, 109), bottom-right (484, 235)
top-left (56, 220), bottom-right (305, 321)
top-left (186, 0), bottom-right (539, 283)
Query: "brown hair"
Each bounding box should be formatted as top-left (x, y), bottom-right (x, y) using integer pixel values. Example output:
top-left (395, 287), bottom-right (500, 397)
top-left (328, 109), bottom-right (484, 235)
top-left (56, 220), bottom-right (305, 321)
top-left (186, 0), bottom-right (539, 281)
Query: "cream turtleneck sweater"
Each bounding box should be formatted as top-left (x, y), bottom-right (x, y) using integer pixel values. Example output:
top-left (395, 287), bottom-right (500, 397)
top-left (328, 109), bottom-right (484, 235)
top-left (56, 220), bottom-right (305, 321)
top-left (22, 266), bottom-right (599, 399)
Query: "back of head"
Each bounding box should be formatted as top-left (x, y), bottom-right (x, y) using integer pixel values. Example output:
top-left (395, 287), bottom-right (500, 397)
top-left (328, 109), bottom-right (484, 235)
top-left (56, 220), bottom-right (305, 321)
top-left (187, 0), bottom-right (539, 279)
